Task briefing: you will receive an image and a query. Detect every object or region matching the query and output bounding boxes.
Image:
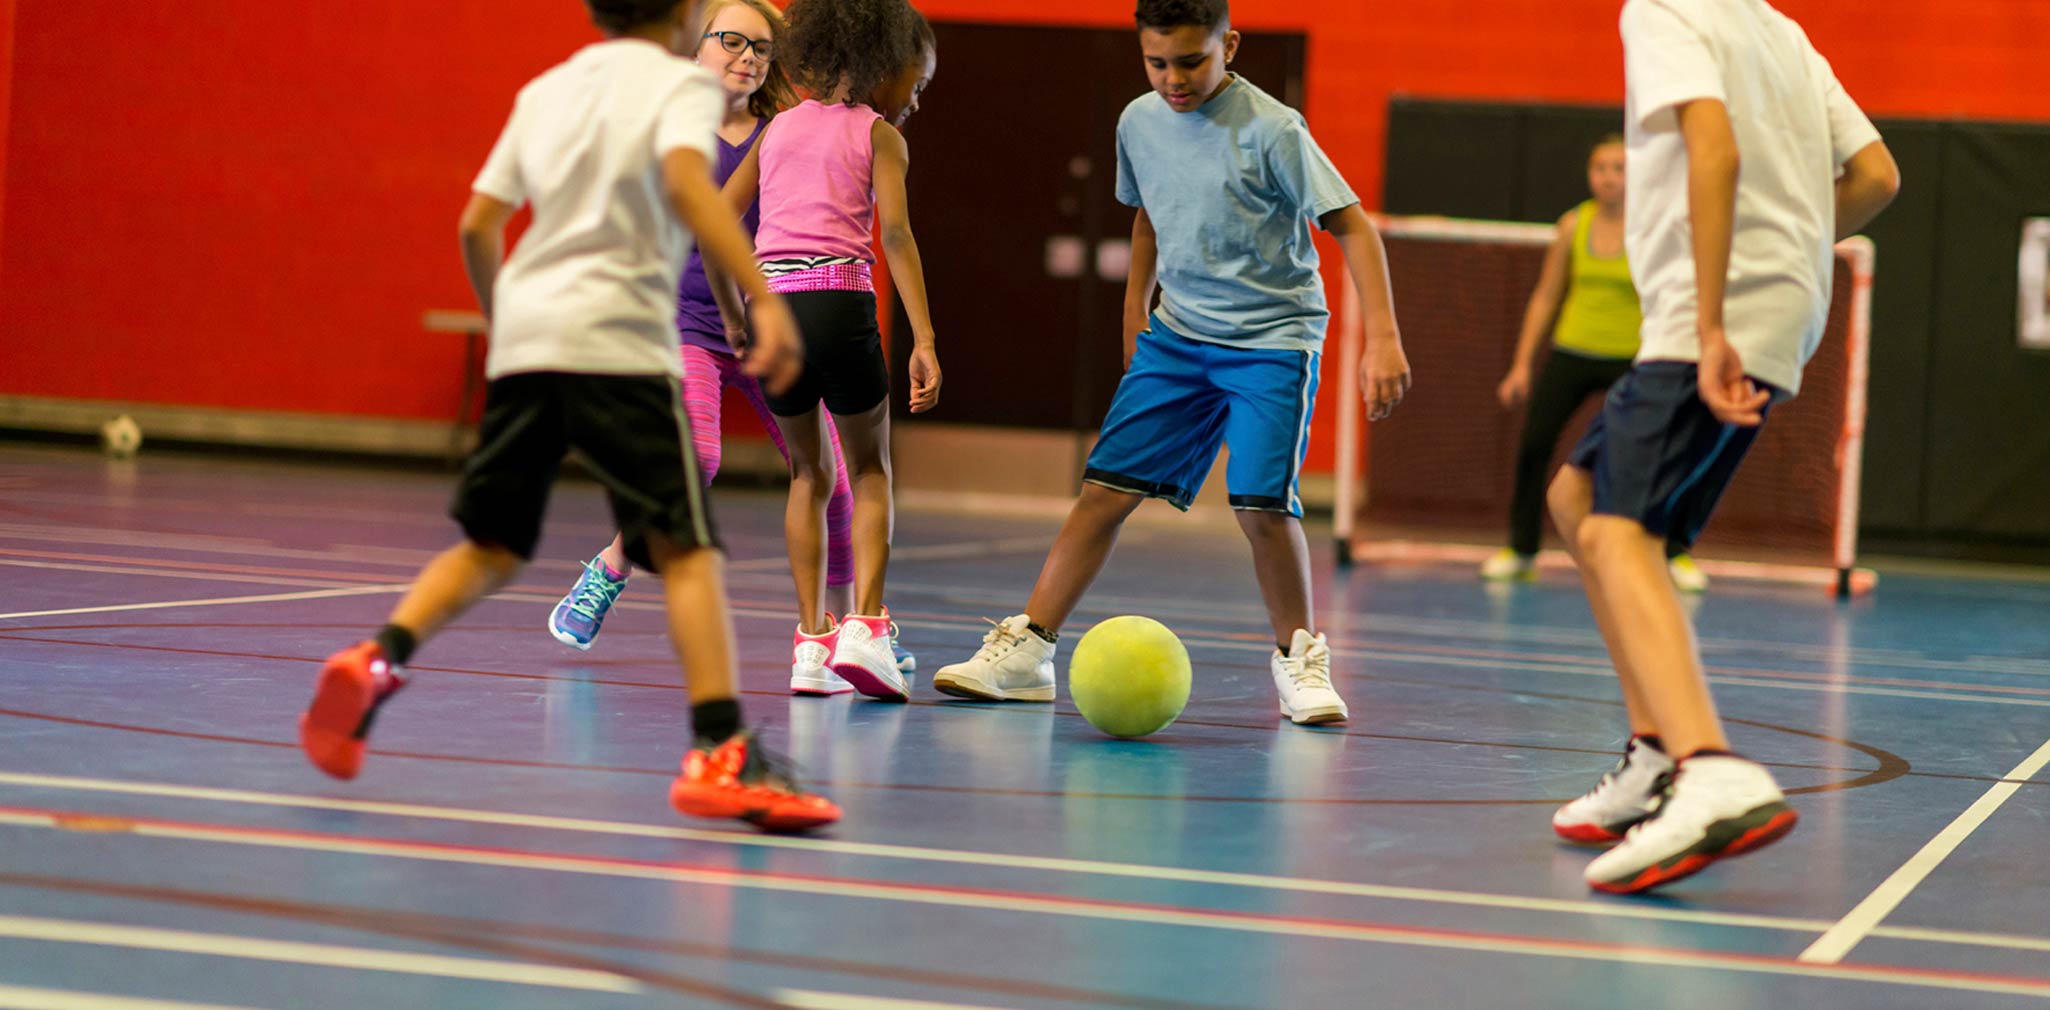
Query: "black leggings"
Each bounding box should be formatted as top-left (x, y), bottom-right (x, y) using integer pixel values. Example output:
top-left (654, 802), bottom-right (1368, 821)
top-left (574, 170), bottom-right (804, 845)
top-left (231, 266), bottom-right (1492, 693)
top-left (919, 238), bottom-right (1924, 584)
top-left (1508, 349), bottom-right (1684, 558)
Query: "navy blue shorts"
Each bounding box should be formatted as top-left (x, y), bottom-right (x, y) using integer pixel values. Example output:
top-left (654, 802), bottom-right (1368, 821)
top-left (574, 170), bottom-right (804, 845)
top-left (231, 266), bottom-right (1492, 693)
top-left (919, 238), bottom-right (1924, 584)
top-left (1566, 361), bottom-right (1776, 549)
top-left (1083, 319), bottom-right (1320, 516)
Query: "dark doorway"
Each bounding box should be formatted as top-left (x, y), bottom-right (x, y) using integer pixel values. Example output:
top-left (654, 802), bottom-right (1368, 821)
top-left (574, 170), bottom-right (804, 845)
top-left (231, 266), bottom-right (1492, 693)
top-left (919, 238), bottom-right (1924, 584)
top-left (891, 23), bottom-right (1309, 432)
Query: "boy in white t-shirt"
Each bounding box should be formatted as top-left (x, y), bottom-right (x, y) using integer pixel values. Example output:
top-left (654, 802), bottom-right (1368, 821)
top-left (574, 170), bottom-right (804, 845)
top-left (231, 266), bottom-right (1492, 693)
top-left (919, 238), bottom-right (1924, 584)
top-left (1546, 0), bottom-right (1899, 893)
top-left (294, 0), bottom-right (840, 832)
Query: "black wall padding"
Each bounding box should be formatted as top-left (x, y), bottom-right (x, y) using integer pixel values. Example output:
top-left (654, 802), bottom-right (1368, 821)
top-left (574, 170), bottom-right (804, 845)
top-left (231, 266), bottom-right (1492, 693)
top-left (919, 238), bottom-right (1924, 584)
top-left (1385, 98), bottom-right (2050, 551)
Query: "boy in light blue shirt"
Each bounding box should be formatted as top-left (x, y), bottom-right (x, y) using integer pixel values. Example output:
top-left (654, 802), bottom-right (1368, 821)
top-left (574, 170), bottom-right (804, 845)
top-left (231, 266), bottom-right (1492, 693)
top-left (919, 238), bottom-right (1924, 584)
top-left (934, 0), bottom-right (1409, 725)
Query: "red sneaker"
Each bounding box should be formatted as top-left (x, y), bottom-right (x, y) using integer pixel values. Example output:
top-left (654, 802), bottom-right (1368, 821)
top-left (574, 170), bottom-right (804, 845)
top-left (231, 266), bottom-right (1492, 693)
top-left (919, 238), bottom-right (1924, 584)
top-left (298, 641), bottom-right (404, 780)
top-left (669, 730), bottom-right (841, 832)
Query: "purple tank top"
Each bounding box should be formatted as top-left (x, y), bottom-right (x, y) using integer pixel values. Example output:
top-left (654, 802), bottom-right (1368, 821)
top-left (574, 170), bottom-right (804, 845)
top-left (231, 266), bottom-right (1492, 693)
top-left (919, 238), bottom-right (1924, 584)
top-left (676, 118), bottom-right (768, 354)
top-left (754, 99), bottom-right (881, 264)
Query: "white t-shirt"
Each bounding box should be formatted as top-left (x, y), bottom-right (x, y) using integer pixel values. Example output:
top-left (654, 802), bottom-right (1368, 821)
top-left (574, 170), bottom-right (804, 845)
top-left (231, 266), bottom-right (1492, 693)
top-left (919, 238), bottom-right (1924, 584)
top-left (1621, 0), bottom-right (1882, 397)
top-left (472, 40), bottom-right (723, 379)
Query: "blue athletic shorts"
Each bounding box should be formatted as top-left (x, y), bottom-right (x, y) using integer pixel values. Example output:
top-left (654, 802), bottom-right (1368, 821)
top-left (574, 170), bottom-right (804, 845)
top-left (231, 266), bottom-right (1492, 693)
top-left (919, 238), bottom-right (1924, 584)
top-left (1566, 360), bottom-right (1777, 548)
top-left (1083, 319), bottom-right (1320, 517)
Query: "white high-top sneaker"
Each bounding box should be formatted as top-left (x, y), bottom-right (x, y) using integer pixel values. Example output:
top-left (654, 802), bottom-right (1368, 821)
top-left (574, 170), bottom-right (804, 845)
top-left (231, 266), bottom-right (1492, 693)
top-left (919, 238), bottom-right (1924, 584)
top-left (789, 622), bottom-right (852, 696)
top-left (1583, 755), bottom-right (1798, 894)
top-left (1271, 629), bottom-right (1348, 725)
top-left (1552, 736), bottom-right (1674, 842)
top-left (931, 614), bottom-right (1057, 702)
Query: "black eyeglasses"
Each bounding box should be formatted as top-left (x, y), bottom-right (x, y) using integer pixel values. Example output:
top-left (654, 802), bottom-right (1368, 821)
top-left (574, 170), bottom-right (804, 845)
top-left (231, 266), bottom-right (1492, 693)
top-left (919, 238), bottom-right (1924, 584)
top-left (704, 31), bottom-right (774, 62)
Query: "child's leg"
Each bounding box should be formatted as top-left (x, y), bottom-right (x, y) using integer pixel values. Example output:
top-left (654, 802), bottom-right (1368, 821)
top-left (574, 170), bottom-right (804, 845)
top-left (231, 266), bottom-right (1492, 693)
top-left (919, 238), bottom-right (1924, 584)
top-left (740, 364), bottom-right (856, 617)
top-left (644, 533), bottom-right (737, 706)
top-left (1547, 466), bottom-right (1661, 739)
top-left (589, 346), bottom-right (729, 576)
top-left (772, 407), bottom-right (837, 634)
top-left (390, 541), bottom-right (525, 641)
top-left (1509, 352), bottom-right (1625, 556)
top-left (1021, 483), bottom-right (1147, 632)
top-left (826, 399), bottom-right (893, 616)
top-left (1235, 510), bottom-right (1313, 648)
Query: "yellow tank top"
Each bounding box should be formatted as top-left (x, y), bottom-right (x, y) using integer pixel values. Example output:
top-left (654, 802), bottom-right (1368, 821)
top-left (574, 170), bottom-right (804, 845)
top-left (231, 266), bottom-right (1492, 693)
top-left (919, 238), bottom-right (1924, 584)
top-left (1552, 200), bottom-right (1642, 359)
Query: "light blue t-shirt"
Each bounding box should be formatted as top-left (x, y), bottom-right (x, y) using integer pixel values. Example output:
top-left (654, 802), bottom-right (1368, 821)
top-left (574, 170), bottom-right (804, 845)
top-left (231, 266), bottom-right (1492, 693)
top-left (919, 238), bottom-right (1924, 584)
top-left (1115, 75), bottom-right (1358, 352)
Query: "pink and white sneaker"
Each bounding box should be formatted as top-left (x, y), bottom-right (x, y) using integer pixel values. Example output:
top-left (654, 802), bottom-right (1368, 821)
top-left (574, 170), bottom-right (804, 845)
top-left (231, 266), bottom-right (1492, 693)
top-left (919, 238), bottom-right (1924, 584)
top-left (830, 609), bottom-right (909, 702)
top-left (790, 621), bottom-right (852, 696)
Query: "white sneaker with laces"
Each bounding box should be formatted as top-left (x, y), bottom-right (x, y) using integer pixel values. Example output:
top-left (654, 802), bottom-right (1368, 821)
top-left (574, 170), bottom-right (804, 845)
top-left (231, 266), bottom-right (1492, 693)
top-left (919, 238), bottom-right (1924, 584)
top-left (932, 614), bottom-right (1056, 702)
top-left (1271, 629), bottom-right (1348, 725)
top-left (1583, 755), bottom-right (1798, 894)
top-left (1552, 736), bottom-right (1674, 843)
top-left (829, 610), bottom-right (909, 701)
top-left (789, 622), bottom-right (852, 696)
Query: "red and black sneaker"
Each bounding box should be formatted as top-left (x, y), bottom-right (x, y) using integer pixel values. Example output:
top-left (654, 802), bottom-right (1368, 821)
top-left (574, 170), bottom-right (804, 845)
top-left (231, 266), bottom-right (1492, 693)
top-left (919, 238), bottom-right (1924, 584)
top-left (670, 730), bottom-right (841, 833)
top-left (298, 641), bottom-right (405, 780)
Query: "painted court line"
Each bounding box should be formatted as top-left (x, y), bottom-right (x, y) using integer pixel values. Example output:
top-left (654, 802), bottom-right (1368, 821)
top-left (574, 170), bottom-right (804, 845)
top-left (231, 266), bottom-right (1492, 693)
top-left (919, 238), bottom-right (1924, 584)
top-left (0, 915), bottom-right (638, 993)
top-left (775, 990), bottom-right (1020, 1010)
top-left (1800, 734), bottom-right (2050, 964)
top-left (0, 984), bottom-right (280, 1010)
top-left (1, 773), bottom-right (2047, 959)
top-left (2, 806), bottom-right (2048, 1001)
top-left (0, 585), bottom-right (409, 622)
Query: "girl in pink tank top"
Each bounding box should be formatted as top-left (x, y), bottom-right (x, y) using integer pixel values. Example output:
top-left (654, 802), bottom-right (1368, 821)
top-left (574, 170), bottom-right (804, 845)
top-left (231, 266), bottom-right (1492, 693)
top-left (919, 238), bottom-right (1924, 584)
top-left (726, 0), bottom-right (939, 701)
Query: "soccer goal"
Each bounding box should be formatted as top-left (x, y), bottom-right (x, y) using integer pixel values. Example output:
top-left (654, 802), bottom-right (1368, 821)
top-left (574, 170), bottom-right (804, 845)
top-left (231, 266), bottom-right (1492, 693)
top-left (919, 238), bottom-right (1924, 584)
top-left (1332, 215), bottom-right (1876, 596)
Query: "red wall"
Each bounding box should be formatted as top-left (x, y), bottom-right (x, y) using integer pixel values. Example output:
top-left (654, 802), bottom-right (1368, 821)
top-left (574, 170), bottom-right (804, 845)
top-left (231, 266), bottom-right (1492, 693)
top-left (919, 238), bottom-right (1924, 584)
top-left (2, 1), bottom-right (2044, 465)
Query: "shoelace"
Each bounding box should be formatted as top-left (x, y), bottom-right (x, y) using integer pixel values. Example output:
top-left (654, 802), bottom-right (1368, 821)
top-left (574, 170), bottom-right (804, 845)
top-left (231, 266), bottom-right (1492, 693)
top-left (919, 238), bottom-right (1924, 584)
top-left (977, 617), bottom-right (1027, 657)
top-left (736, 731), bottom-right (807, 792)
top-left (565, 561), bottom-right (624, 619)
top-left (1286, 642), bottom-right (1334, 690)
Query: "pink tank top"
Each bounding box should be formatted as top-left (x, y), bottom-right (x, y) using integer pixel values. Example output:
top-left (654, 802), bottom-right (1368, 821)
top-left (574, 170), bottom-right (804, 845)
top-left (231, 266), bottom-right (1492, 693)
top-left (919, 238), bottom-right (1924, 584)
top-left (754, 99), bottom-right (881, 264)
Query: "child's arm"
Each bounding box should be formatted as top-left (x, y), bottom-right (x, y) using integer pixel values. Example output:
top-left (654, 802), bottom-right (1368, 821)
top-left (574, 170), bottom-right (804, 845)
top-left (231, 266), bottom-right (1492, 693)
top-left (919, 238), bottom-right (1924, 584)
top-left (1122, 209), bottom-right (1159, 371)
top-left (872, 120), bottom-right (940, 414)
top-left (661, 147), bottom-right (801, 392)
top-left (457, 194), bottom-right (517, 320)
top-left (1836, 141), bottom-right (1900, 240)
top-left (1499, 211), bottom-right (1576, 409)
top-left (1675, 98), bottom-right (1765, 427)
top-left (707, 141), bottom-right (766, 351)
top-left (1321, 204), bottom-right (1410, 421)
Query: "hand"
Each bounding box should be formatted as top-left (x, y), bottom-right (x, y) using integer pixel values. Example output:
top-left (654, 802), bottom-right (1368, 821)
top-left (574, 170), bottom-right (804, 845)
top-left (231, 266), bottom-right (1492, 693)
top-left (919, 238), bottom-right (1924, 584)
top-left (723, 324), bottom-right (750, 356)
top-left (1122, 316), bottom-right (1148, 372)
top-left (740, 295), bottom-right (803, 396)
top-left (907, 342), bottom-right (941, 413)
top-left (1496, 366), bottom-right (1530, 409)
top-left (1361, 333), bottom-right (1412, 421)
top-left (1696, 326), bottom-right (1768, 426)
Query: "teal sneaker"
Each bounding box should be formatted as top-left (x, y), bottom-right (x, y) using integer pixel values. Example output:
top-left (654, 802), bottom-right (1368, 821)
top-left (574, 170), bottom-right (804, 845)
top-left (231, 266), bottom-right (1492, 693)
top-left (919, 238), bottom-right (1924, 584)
top-left (549, 557), bottom-right (628, 651)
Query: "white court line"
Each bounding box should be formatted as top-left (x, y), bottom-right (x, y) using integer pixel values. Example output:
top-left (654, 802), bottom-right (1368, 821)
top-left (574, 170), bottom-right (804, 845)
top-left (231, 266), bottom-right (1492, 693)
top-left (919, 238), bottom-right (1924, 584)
top-left (0, 585), bottom-right (409, 622)
top-left (0, 915), bottom-right (638, 993)
top-left (0, 984), bottom-right (280, 1010)
top-left (775, 990), bottom-right (1019, 1010)
top-left (1800, 735), bottom-right (2050, 964)
top-left (2, 811), bottom-right (2047, 1001)
top-left (0, 559), bottom-right (368, 593)
top-left (2, 771), bottom-right (2046, 956)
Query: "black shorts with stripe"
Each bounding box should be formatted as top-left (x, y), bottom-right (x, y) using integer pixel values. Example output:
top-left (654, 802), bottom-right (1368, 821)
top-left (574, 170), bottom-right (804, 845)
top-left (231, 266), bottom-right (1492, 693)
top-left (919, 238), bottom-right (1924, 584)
top-left (451, 372), bottom-right (718, 570)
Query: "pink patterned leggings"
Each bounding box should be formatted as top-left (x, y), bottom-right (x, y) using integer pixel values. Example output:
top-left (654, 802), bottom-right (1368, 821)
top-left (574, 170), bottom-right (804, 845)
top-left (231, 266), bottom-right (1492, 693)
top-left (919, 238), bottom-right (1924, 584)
top-left (682, 344), bottom-right (854, 588)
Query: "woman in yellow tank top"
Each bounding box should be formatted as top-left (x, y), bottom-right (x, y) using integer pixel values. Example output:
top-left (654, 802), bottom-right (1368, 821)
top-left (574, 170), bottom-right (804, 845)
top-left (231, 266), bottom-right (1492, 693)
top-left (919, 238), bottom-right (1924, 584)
top-left (1481, 136), bottom-right (1706, 591)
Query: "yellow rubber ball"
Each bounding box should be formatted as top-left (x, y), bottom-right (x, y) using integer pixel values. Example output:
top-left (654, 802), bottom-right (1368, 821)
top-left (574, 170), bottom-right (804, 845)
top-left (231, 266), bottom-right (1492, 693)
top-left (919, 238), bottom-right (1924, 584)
top-left (1069, 615), bottom-right (1191, 738)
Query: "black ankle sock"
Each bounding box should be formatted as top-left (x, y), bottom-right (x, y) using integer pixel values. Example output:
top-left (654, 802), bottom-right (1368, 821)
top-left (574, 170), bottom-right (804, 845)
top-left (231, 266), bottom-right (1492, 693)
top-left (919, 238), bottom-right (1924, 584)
top-left (1277, 641), bottom-right (1292, 655)
top-left (1026, 622), bottom-right (1058, 644)
top-left (1680, 747), bottom-right (1739, 762)
top-left (692, 699), bottom-right (743, 743)
top-left (374, 625), bottom-right (417, 667)
top-left (1631, 734), bottom-right (1665, 753)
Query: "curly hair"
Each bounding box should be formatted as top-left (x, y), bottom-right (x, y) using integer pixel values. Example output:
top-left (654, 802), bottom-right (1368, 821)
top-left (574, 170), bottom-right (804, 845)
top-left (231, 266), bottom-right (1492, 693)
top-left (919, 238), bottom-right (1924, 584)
top-left (585, 0), bottom-right (685, 34)
top-left (1134, 0), bottom-right (1229, 34)
top-left (780, 0), bottom-right (932, 107)
top-left (697, 0), bottom-right (799, 119)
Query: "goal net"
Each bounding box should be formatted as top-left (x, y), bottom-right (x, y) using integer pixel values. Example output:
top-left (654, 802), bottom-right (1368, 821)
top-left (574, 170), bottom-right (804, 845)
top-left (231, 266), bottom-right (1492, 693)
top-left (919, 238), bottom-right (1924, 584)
top-left (1331, 216), bottom-right (1875, 594)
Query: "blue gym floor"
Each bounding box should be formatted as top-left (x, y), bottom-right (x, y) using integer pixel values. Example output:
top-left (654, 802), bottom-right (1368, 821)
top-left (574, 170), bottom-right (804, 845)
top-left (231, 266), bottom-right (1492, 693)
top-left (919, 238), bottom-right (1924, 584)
top-left (2, 442), bottom-right (2047, 1009)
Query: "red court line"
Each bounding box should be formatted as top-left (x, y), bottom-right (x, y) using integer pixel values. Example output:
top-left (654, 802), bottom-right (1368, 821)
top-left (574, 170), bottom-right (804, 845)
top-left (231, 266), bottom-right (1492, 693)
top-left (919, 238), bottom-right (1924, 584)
top-left (4, 802), bottom-right (2050, 998)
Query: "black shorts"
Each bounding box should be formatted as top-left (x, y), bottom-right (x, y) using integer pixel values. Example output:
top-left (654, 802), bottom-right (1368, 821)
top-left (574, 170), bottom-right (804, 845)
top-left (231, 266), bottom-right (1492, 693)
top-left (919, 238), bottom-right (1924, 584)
top-left (1566, 361), bottom-right (1777, 549)
top-left (450, 372), bottom-right (719, 570)
top-left (764, 290), bottom-right (891, 417)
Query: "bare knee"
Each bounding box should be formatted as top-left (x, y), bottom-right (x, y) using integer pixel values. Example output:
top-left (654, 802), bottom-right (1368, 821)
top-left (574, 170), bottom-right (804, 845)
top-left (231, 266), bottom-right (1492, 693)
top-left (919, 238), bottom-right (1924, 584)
top-left (1076, 482), bottom-right (1144, 523)
top-left (1234, 508), bottom-right (1296, 540)
top-left (1546, 467), bottom-right (1593, 542)
top-left (790, 458), bottom-right (837, 498)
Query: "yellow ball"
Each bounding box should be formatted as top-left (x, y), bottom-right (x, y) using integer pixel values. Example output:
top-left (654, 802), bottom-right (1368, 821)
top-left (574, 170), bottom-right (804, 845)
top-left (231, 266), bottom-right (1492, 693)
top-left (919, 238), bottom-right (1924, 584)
top-left (1069, 616), bottom-right (1191, 738)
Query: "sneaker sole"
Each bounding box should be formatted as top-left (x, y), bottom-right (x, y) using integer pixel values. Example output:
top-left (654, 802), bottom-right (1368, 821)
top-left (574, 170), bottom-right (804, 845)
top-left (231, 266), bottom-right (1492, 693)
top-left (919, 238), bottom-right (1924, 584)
top-left (1279, 702), bottom-right (1348, 725)
top-left (669, 783), bottom-right (842, 833)
top-left (1552, 820), bottom-right (1631, 845)
top-left (546, 619), bottom-right (596, 652)
top-left (300, 662), bottom-right (375, 780)
top-left (830, 656), bottom-right (910, 702)
top-left (932, 671), bottom-right (1055, 703)
top-left (1589, 803), bottom-right (1799, 895)
top-left (790, 672), bottom-right (855, 696)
